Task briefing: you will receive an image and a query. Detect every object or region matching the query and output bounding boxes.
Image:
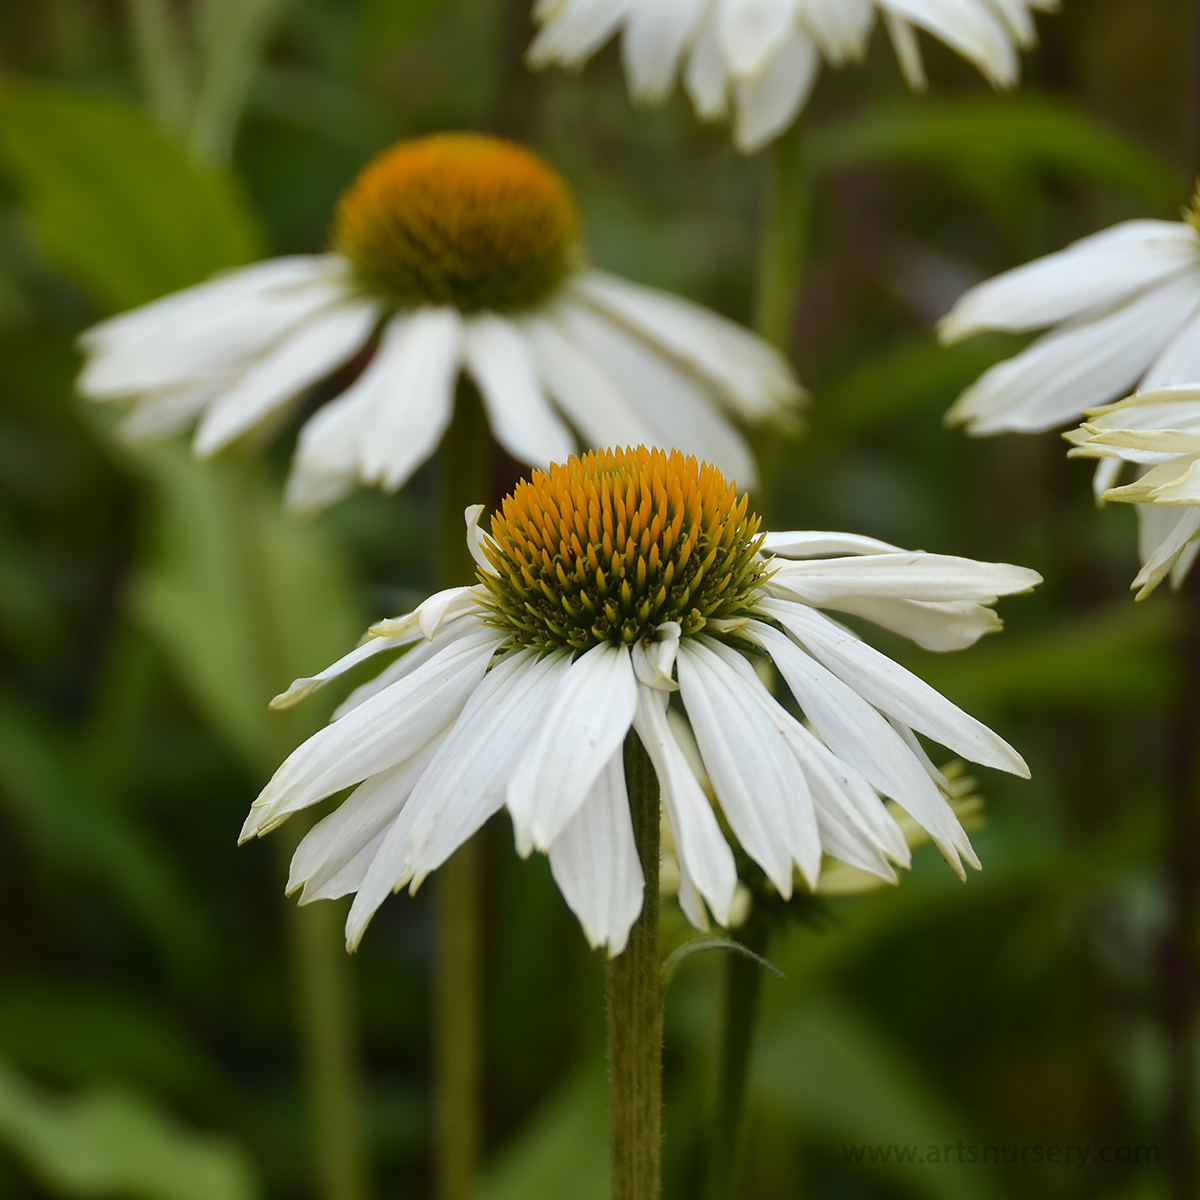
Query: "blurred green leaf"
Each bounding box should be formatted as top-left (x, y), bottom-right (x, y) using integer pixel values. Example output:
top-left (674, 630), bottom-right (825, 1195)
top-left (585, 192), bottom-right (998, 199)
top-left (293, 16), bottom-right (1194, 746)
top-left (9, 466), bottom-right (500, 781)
top-left (0, 692), bottom-right (218, 979)
top-left (128, 443), bottom-right (362, 772)
top-left (808, 95), bottom-right (1184, 213)
top-left (0, 77), bottom-right (263, 311)
top-left (0, 1059), bottom-right (258, 1200)
top-left (753, 1002), bottom-right (1001, 1200)
top-left (480, 1064), bottom-right (608, 1200)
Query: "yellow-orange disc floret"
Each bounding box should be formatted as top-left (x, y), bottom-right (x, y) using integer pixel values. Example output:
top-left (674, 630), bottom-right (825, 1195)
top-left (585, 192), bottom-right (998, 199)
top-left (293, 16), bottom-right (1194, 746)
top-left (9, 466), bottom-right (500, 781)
top-left (480, 447), bottom-right (767, 651)
top-left (333, 132), bottom-right (581, 313)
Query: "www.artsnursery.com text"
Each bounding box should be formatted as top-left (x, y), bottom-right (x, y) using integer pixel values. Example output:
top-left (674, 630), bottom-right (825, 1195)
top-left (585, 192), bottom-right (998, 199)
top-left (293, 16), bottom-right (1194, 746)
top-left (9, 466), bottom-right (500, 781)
top-left (842, 1143), bottom-right (1159, 1168)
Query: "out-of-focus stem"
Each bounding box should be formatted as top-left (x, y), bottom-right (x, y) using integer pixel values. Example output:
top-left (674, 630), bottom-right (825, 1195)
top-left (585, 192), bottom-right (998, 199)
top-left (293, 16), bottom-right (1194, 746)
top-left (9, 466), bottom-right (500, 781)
top-left (125, 0), bottom-right (195, 134)
top-left (753, 119), bottom-right (810, 353)
top-left (433, 386), bottom-right (492, 1200)
top-left (226, 457), bottom-right (372, 1200)
top-left (606, 735), bottom-right (662, 1200)
top-left (701, 918), bottom-right (770, 1200)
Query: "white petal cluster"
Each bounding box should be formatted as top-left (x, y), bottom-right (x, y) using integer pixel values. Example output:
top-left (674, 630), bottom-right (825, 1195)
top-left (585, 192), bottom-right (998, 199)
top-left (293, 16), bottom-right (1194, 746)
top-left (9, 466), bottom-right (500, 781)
top-left (528, 0), bottom-right (1056, 153)
top-left (242, 518), bottom-right (1039, 955)
top-left (78, 257), bottom-right (799, 512)
top-left (941, 219), bottom-right (1200, 439)
top-left (1066, 387), bottom-right (1200, 598)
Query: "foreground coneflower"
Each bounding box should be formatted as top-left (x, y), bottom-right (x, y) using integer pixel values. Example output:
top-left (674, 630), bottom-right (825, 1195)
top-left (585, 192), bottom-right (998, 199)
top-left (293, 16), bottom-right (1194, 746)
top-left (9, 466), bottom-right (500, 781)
top-left (243, 446), bottom-right (1038, 952)
top-left (529, 0), bottom-right (1058, 153)
top-left (77, 133), bottom-right (799, 510)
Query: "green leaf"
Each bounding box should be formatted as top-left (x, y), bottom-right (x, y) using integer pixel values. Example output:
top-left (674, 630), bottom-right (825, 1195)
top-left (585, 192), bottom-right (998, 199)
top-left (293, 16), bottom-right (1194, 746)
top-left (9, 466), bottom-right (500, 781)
top-left (480, 1063), bottom-right (609, 1200)
top-left (753, 1002), bottom-right (1002, 1200)
top-left (0, 1059), bottom-right (259, 1200)
top-left (808, 94), bottom-right (1184, 214)
top-left (128, 443), bottom-right (363, 773)
top-left (0, 77), bottom-right (263, 311)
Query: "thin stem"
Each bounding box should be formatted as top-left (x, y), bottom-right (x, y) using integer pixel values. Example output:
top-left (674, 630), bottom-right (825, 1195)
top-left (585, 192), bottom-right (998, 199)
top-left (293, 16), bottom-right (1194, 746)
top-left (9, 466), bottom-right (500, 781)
top-left (189, 0), bottom-right (287, 164)
top-left (752, 119), bottom-right (810, 353)
top-left (433, 384), bottom-right (493, 1200)
top-left (606, 735), bottom-right (662, 1200)
top-left (124, 0), bottom-right (195, 135)
top-left (701, 919), bottom-right (770, 1200)
top-left (225, 457), bottom-right (372, 1200)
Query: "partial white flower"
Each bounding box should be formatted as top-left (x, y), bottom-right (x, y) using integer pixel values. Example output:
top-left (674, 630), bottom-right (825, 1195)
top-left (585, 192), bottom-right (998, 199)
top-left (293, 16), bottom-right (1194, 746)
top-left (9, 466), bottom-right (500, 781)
top-left (1066, 386), bottom-right (1200, 598)
top-left (77, 133), bottom-right (800, 511)
top-left (241, 447), bottom-right (1039, 955)
top-left (941, 208), bottom-right (1200, 440)
top-left (528, 0), bottom-right (1058, 153)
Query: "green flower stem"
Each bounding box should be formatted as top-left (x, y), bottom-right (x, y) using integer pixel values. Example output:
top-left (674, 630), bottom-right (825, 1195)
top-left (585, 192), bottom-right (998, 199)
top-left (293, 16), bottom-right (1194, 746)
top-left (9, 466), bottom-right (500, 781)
top-left (701, 919), bottom-right (770, 1200)
top-left (606, 735), bottom-right (663, 1200)
top-left (433, 385), bottom-right (493, 1200)
top-left (124, 0), bottom-right (195, 135)
top-left (227, 457), bottom-right (372, 1200)
top-left (753, 119), bottom-right (811, 352)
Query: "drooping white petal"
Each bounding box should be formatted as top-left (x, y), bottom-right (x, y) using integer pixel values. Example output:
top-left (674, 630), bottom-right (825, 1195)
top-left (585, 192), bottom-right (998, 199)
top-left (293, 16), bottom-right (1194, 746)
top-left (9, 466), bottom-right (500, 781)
top-left (733, 26), bottom-right (821, 153)
top-left (553, 298), bottom-right (758, 486)
top-left (684, 7), bottom-right (732, 118)
top-left (631, 622), bottom-right (682, 692)
top-left (571, 270), bottom-right (801, 420)
top-left (117, 384), bottom-right (228, 445)
top-left (819, 595), bottom-right (1005, 652)
top-left (549, 750), bottom-right (645, 954)
top-left (1131, 506), bottom-right (1200, 598)
top-left (879, 0), bottom-right (1017, 88)
top-left (192, 301), bottom-right (380, 457)
top-left (464, 314), bottom-right (576, 468)
top-left (797, 0), bottom-right (875, 65)
top-left (633, 687), bottom-right (738, 924)
top-left (883, 13), bottom-right (926, 87)
top-left (938, 221), bottom-right (1200, 344)
top-left (947, 272), bottom-right (1200, 435)
top-left (765, 550), bottom-right (1041, 605)
top-left (522, 312), bottom-right (658, 449)
top-left (718, 0), bottom-right (798, 79)
top-left (1141, 303), bottom-right (1200, 391)
top-left (242, 626), bottom-right (503, 839)
top-left (623, 0), bottom-right (708, 102)
top-left (761, 597), bottom-right (1029, 776)
top-left (508, 642), bottom-right (640, 852)
top-left (287, 732), bottom-right (448, 903)
top-left (676, 637), bottom-right (820, 892)
top-left (527, 0), bottom-right (638, 66)
top-left (361, 307), bottom-right (465, 491)
top-left (747, 620), bottom-right (968, 865)
top-left (403, 650), bottom-right (573, 883)
top-left (762, 530), bottom-right (904, 558)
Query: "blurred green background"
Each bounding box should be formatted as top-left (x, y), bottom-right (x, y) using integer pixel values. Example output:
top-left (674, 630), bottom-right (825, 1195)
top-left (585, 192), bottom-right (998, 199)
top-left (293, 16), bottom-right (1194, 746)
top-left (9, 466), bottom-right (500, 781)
top-left (0, 0), bottom-right (1193, 1197)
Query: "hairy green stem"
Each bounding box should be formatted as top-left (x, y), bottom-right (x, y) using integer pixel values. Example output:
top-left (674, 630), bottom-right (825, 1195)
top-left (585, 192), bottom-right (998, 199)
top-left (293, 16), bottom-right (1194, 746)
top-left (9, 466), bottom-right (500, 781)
top-left (607, 735), bottom-right (662, 1200)
top-left (433, 385), bottom-right (492, 1200)
top-left (125, 0), bottom-right (195, 134)
top-left (226, 457), bottom-right (372, 1200)
top-left (753, 120), bottom-right (810, 352)
top-left (701, 920), bottom-right (770, 1200)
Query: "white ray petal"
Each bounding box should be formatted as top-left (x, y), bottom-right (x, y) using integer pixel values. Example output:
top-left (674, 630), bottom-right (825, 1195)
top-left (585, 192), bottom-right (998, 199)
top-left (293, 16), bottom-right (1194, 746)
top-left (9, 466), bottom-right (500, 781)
top-left (762, 530), bottom-right (904, 557)
top-left (797, 0), bottom-right (875, 65)
top-left (623, 0), bottom-right (708, 102)
top-left (192, 301), bottom-right (379, 457)
top-left (508, 642), bottom-right (640, 852)
top-left (553, 299), bottom-right (758, 487)
top-left (1141, 302), bottom-right (1200, 391)
top-left (884, 13), bottom-right (926, 87)
top-left (571, 270), bottom-right (801, 419)
top-left (817, 595), bottom-right (1005, 652)
top-left (761, 597), bottom-right (1029, 776)
top-left (718, 0), bottom-right (798, 79)
top-left (464, 314), bottom-right (576, 468)
top-left (879, 0), bottom-right (1016, 87)
top-left (633, 687), bottom-right (737, 924)
top-left (733, 26), bottom-right (821, 153)
top-left (549, 750), bottom-right (645, 954)
top-left (527, 0), bottom-right (637, 66)
top-left (242, 627), bottom-right (502, 839)
top-left (938, 220), bottom-right (1200, 344)
top-left (684, 7), bottom-right (731, 118)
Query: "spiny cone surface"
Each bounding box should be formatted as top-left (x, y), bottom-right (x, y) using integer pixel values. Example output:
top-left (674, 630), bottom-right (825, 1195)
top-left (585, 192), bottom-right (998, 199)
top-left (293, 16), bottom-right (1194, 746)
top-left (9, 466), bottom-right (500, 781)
top-left (333, 132), bottom-right (581, 313)
top-left (480, 447), bottom-right (766, 650)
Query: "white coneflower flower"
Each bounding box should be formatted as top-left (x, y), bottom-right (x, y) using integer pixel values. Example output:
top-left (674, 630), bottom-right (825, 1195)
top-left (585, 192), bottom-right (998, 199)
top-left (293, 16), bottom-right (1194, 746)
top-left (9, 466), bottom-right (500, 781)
top-left (77, 134), bottom-right (799, 511)
top-left (941, 190), bottom-right (1200, 445)
top-left (1065, 387), bottom-right (1200, 598)
top-left (241, 447), bottom-right (1039, 955)
top-left (528, 0), bottom-right (1057, 154)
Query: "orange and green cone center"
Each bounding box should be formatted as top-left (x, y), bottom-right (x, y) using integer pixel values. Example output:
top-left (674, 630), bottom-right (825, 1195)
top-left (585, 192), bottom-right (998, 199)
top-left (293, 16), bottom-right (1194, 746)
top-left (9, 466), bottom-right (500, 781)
top-left (480, 447), bottom-right (766, 650)
top-left (333, 132), bottom-right (581, 313)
